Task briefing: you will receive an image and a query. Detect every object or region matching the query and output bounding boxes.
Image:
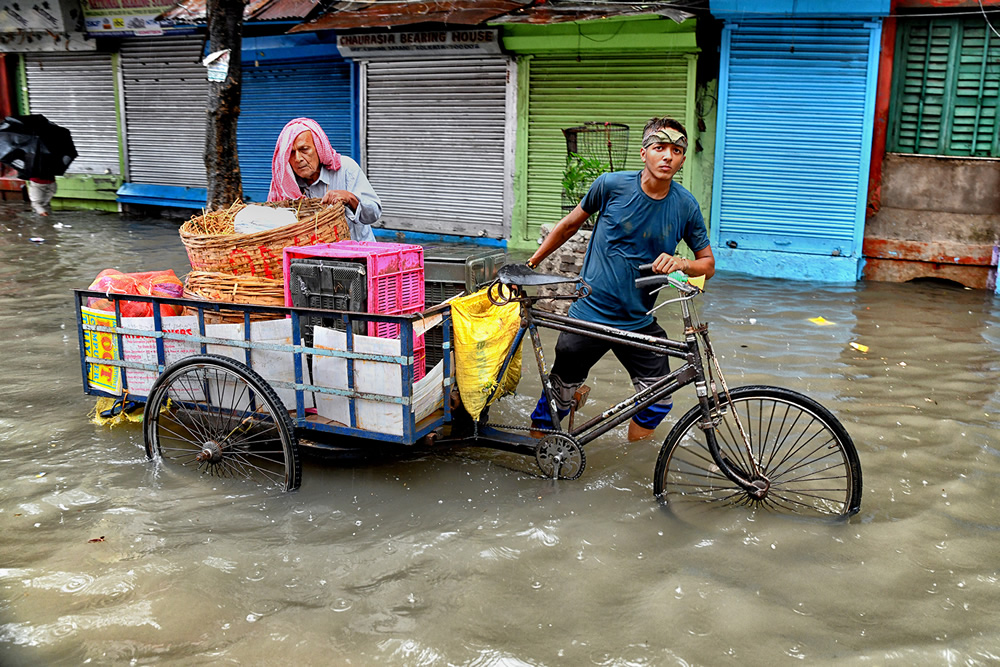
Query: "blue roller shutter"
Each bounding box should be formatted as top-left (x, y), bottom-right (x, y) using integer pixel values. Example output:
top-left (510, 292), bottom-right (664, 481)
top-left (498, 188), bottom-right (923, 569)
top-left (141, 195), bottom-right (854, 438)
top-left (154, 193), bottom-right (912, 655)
top-left (711, 20), bottom-right (881, 258)
top-left (238, 59), bottom-right (354, 203)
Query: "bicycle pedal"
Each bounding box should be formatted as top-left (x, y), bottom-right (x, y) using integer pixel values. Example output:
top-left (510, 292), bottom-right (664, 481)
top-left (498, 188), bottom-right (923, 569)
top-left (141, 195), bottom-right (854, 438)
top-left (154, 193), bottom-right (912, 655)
top-left (572, 385), bottom-right (591, 410)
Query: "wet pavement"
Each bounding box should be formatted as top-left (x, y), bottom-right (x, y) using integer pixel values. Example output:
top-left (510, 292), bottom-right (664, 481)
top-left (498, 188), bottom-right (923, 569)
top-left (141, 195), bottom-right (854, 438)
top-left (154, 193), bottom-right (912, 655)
top-left (1, 200), bottom-right (999, 664)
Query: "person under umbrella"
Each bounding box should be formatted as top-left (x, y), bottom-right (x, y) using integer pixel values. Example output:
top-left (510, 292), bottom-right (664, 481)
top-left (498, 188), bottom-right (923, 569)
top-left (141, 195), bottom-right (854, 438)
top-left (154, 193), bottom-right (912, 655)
top-left (0, 115), bottom-right (77, 216)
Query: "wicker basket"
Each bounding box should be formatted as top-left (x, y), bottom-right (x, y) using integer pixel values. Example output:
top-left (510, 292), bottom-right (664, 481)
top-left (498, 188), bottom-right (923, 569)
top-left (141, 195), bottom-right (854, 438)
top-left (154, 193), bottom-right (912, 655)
top-left (179, 198), bottom-right (349, 280)
top-left (183, 271), bottom-right (286, 324)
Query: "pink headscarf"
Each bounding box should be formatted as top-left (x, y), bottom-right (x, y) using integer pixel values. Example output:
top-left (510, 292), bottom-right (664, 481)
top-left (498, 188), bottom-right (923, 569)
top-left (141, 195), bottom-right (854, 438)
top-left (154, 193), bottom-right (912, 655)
top-left (267, 117), bottom-right (342, 202)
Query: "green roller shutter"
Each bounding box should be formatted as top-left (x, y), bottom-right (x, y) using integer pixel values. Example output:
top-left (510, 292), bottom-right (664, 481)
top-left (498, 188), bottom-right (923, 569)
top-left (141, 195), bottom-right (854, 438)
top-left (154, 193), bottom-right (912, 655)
top-left (523, 53), bottom-right (694, 241)
top-left (889, 17), bottom-right (1000, 157)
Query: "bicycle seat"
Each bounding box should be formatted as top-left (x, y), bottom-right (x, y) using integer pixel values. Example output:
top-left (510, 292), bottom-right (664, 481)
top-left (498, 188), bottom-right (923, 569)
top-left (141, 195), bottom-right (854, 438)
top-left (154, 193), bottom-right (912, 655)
top-left (497, 263), bottom-right (580, 287)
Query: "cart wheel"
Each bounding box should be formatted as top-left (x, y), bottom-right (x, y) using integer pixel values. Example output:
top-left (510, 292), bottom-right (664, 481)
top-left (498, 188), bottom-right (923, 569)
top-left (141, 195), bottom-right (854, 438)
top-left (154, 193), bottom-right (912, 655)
top-left (535, 434), bottom-right (586, 480)
top-left (143, 354), bottom-right (301, 492)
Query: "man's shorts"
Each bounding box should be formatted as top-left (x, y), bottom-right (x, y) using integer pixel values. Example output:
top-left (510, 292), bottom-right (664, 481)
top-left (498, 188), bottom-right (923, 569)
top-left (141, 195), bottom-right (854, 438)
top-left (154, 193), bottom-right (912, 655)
top-left (531, 321), bottom-right (673, 431)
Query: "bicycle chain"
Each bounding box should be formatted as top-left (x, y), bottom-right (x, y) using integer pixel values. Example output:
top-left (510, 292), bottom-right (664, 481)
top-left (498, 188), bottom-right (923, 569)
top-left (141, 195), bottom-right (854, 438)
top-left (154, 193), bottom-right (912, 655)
top-left (480, 421), bottom-right (560, 435)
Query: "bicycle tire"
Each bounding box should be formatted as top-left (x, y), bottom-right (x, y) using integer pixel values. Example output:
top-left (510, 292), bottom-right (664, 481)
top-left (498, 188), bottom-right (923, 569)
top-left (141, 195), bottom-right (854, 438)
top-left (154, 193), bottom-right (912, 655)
top-left (653, 385), bottom-right (861, 518)
top-left (143, 354), bottom-right (301, 492)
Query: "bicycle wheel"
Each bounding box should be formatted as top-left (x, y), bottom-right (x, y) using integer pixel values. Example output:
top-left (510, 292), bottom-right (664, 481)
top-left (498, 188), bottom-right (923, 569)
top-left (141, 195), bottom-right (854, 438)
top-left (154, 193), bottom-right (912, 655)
top-left (143, 354), bottom-right (301, 492)
top-left (653, 385), bottom-right (861, 518)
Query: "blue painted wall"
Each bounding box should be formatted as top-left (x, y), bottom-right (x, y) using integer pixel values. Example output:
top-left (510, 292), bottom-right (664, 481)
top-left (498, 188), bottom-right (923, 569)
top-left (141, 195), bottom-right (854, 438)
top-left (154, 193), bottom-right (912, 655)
top-left (710, 0), bottom-right (890, 18)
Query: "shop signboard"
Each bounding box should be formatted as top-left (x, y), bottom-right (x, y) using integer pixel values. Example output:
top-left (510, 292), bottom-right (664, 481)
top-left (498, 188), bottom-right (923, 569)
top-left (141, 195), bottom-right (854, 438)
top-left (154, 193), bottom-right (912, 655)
top-left (0, 0), bottom-right (78, 33)
top-left (337, 28), bottom-right (501, 59)
top-left (81, 0), bottom-right (179, 36)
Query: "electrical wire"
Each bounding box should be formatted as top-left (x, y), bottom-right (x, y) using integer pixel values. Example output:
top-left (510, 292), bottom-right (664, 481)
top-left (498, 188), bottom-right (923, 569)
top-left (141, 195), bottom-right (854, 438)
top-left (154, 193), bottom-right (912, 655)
top-left (981, 0), bottom-right (1000, 38)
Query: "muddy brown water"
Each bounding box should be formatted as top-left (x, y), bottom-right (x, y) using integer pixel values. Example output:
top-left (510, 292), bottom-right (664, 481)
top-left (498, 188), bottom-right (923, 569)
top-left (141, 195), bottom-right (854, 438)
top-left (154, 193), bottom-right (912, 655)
top-left (1, 202), bottom-right (999, 665)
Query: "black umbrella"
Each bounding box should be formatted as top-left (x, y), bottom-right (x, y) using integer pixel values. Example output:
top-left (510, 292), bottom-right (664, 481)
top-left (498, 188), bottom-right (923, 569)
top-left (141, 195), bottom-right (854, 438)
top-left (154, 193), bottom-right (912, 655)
top-left (0, 114), bottom-right (77, 180)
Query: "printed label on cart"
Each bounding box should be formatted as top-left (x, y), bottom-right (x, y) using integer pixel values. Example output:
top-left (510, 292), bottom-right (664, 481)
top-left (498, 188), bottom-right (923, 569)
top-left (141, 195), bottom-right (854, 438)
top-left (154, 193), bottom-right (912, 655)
top-left (121, 315), bottom-right (200, 397)
top-left (81, 307), bottom-right (121, 394)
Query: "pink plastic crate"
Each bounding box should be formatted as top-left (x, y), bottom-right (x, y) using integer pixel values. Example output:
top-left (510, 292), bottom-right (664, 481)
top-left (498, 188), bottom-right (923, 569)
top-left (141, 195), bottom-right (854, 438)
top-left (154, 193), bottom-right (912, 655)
top-left (284, 241), bottom-right (426, 378)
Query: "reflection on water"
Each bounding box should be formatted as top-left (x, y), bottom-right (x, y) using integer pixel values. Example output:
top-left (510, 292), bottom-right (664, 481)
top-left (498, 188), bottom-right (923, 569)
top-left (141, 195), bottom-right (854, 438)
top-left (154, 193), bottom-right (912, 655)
top-left (2, 201), bottom-right (1000, 664)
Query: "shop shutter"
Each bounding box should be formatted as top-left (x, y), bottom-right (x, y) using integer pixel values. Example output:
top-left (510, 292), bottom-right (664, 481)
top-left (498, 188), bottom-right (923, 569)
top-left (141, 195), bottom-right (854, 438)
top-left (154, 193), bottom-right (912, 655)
top-left (120, 35), bottom-right (209, 188)
top-left (889, 17), bottom-right (1000, 157)
top-left (524, 54), bottom-right (691, 241)
top-left (712, 20), bottom-right (880, 257)
top-left (239, 59), bottom-right (354, 203)
top-left (365, 57), bottom-right (510, 238)
top-left (23, 52), bottom-right (119, 175)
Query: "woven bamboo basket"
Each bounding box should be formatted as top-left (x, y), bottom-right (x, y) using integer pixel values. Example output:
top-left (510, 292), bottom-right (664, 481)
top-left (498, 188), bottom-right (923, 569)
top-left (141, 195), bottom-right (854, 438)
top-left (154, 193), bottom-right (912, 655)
top-left (179, 198), bottom-right (349, 280)
top-left (183, 271), bottom-right (286, 324)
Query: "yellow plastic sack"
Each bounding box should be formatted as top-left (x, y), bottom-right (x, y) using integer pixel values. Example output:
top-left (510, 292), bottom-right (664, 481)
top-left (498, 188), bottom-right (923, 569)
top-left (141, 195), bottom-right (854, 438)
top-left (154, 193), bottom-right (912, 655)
top-left (450, 287), bottom-right (523, 420)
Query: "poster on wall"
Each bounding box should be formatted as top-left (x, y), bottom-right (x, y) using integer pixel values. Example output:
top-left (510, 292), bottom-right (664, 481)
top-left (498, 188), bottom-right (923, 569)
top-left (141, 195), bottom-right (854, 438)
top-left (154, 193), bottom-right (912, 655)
top-left (81, 0), bottom-right (179, 36)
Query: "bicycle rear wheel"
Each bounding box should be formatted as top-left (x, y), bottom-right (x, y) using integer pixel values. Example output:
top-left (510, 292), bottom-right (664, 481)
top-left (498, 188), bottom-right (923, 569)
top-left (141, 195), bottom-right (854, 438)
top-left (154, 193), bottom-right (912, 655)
top-left (143, 354), bottom-right (301, 492)
top-left (653, 385), bottom-right (861, 518)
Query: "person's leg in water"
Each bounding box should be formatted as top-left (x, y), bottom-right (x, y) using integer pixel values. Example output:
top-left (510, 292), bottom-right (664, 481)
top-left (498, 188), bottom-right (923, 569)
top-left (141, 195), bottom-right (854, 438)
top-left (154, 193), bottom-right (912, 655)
top-left (611, 321), bottom-right (674, 441)
top-left (27, 179), bottom-right (56, 216)
top-left (530, 330), bottom-right (609, 438)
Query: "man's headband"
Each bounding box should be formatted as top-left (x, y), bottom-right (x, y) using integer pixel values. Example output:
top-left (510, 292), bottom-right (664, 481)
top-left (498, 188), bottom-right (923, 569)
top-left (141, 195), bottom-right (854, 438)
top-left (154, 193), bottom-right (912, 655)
top-left (642, 127), bottom-right (688, 152)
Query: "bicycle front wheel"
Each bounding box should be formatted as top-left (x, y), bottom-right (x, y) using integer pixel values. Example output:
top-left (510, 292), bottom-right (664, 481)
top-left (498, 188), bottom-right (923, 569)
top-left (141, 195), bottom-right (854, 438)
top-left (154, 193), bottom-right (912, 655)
top-left (653, 385), bottom-right (861, 518)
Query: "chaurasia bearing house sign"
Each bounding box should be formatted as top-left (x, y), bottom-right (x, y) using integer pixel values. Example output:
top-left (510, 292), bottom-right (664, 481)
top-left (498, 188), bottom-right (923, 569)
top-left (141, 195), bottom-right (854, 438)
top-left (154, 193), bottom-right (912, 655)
top-left (337, 29), bottom-right (501, 59)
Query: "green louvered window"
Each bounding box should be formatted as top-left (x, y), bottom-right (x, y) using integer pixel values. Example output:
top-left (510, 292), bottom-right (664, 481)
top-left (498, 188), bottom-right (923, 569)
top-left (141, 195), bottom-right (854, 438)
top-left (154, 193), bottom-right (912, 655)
top-left (888, 17), bottom-right (1000, 157)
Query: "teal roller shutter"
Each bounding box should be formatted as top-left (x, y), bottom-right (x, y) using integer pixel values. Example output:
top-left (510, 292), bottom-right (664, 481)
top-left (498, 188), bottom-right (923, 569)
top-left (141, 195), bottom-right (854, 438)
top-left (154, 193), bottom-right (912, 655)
top-left (711, 20), bottom-right (881, 258)
top-left (239, 59), bottom-right (354, 203)
top-left (889, 17), bottom-right (1000, 157)
top-left (525, 54), bottom-right (692, 240)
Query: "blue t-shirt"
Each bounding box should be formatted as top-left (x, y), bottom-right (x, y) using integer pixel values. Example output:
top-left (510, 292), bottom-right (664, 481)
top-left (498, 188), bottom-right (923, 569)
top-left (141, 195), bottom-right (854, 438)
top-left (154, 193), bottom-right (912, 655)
top-left (568, 171), bottom-right (710, 330)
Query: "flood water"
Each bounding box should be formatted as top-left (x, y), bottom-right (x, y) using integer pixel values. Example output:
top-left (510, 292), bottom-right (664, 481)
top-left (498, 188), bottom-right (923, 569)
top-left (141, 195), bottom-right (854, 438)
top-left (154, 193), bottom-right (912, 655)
top-left (2, 201), bottom-right (999, 665)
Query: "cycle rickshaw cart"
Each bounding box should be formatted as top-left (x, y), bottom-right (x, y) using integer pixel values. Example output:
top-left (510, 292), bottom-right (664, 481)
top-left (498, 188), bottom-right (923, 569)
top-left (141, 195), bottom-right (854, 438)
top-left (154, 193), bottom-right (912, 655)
top-left (74, 264), bottom-right (862, 519)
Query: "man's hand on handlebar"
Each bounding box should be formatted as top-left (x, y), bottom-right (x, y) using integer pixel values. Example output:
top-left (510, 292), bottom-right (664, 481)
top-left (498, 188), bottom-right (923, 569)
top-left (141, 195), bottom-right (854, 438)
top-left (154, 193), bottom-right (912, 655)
top-left (651, 252), bottom-right (690, 275)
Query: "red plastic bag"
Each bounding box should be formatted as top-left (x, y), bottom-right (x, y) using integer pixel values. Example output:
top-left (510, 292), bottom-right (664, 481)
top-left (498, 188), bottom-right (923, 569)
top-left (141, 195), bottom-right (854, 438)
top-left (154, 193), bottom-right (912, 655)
top-left (87, 269), bottom-right (185, 317)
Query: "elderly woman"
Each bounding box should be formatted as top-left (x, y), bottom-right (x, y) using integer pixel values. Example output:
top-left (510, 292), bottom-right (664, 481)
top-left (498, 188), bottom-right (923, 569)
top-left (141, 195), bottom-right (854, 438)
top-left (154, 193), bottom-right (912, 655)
top-left (268, 117), bottom-right (382, 242)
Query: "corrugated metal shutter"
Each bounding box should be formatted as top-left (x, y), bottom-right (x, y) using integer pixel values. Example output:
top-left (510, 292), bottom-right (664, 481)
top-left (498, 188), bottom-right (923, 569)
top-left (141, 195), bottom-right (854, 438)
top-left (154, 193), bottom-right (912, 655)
top-left (525, 54), bottom-right (691, 240)
top-left (120, 35), bottom-right (208, 188)
top-left (712, 20), bottom-right (880, 257)
top-left (365, 57), bottom-right (509, 238)
top-left (889, 17), bottom-right (1000, 157)
top-left (239, 59), bottom-right (353, 203)
top-left (23, 52), bottom-right (119, 175)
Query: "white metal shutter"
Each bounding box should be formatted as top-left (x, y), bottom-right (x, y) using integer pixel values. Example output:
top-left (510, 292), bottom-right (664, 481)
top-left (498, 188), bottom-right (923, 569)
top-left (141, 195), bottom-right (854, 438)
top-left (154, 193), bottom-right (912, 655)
top-left (24, 52), bottom-right (119, 175)
top-left (120, 35), bottom-right (208, 188)
top-left (365, 57), bottom-right (510, 238)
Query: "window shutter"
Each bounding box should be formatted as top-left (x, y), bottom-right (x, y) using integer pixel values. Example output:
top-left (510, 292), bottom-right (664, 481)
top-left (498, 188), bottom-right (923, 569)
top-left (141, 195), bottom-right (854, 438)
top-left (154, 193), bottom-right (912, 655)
top-left (890, 18), bottom-right (1000, 157)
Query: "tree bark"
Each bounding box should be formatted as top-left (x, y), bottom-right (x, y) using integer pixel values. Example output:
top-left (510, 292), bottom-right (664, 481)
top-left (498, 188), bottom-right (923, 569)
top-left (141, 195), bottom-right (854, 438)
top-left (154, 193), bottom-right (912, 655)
top-left (204, 0), bottom-right (244, 209)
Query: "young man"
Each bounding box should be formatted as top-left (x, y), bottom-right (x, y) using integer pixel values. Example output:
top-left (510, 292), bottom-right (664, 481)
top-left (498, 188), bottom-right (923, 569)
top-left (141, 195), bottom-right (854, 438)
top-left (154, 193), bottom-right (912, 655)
top-left (268, 117), bottom-right (382, 241)
top-left (526, 116), bottom-right (715, 442)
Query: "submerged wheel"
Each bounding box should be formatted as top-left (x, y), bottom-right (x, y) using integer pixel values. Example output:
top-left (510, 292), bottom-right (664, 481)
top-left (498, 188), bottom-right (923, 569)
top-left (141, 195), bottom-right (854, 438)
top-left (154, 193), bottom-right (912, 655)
top-left (653, 385), bottom-right (861, 519)
top-left (535, 434), bottom-right (586, 480)
top-left (143, 354), bottom-right (301, 491)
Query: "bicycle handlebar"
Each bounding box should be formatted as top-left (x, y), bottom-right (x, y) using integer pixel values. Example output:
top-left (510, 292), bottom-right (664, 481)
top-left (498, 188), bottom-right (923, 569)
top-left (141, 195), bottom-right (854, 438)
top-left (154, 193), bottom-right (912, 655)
top-left (634, 263), bottom-right (701, 296)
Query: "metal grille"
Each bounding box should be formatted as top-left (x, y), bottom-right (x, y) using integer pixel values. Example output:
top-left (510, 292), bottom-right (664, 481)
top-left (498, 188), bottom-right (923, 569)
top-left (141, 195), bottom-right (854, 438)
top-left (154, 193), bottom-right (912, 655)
top-left (712, 19), bottom-right (880, 257)
top-left (24, 52), bottom-right (119, 175)
top-left (524, 53), bottom-right (691, 241)
top-left (365, 57), bottom-right (510, 238)
top-left (120, 35), bottom-right (209, 188)
top-left (239, 59), bottom-right (354, 203)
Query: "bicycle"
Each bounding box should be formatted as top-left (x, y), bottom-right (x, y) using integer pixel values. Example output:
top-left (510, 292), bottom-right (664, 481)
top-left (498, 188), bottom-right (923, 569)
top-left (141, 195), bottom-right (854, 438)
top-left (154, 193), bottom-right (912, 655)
top-left (460, 263), bottom-right (863, 519)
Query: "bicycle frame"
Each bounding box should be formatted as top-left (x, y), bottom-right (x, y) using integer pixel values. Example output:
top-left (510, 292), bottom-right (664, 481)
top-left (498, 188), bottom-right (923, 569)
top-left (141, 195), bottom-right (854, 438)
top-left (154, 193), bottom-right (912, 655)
top-left (476, 283), bottom-right (769, 498)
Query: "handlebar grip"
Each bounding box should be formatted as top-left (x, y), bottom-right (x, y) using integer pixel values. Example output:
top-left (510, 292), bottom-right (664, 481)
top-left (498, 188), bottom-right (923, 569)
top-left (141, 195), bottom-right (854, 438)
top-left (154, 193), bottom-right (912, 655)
top-left (634, 272), bottom-right (699, 295)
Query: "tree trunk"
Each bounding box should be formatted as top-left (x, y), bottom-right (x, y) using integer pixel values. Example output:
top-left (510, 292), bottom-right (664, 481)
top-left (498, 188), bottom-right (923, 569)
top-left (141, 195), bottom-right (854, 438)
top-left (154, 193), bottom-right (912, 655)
top-left (204, 0), bottom-right (244, 209)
